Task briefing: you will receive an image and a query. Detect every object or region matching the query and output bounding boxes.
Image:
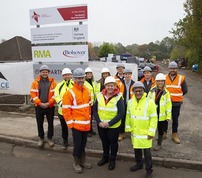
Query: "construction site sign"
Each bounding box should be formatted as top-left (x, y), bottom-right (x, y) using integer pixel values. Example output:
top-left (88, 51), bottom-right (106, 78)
top-left (32, 45), bottom-right (88, 63)
top-left (30, 4), bottom-right (87, 25)
top-left (31, 24), bottom-right (88, 44)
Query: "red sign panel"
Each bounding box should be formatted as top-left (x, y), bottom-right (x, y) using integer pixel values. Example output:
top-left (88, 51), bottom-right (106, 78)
top-left (57, 6), bottom-right (88, 21)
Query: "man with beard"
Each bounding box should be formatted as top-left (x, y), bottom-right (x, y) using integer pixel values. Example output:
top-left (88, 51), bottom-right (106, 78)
top-left (164, 61), bottom-right (188, 144)
top-left (30, 65), bottom-right (56, 148)
top-left (62, 68), bottom-right (92, 173)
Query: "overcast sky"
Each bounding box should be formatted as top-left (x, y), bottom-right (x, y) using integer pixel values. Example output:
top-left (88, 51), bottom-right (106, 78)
top-left (0, 0), bottom-right (185, 46)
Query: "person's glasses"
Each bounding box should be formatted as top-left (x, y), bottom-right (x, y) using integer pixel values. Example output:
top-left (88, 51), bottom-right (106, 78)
top-left (134, 90), bottom-right (143, 93)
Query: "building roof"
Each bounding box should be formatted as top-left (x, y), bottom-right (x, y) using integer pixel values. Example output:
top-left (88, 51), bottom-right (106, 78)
top-left (0, 36), bottom-right (32, 62)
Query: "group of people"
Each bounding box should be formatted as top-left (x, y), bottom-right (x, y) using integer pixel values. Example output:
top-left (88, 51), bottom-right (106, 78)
top-left (30, 61), bottom-right (187, 178)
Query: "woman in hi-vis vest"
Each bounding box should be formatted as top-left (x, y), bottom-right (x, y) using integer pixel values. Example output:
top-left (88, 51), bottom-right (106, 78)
top-left (93, 76), bottom-right (124, 171)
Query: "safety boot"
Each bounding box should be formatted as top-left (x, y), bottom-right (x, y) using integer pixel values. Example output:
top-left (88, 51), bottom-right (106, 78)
top-left (79, 153), bottom-right (92, 169)
top-left (73, 156), bottom-right (82, 173)
top-left (163, 131), bottom-right (167, 139)
top-left (38, 138), bottom-right (45, 147)
top-left (97, 157), bottom-right (109, 166)
top-left (172, 133), bottom-right (180, 144)
top-left (118, 133), bottom-right (125, 141)
top-left (130, 164), bottom-right (143, 172)
top-left (62, 138), bottom-right (69, 150)
top-left (108, 159), bottom-right (116, 170)
top-left (153, 135), bottom-right (163, 151)
top-left (47, 139), bottom-right (54, 147)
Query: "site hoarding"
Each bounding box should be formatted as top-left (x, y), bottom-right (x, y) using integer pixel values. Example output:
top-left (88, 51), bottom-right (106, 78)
top-left (31, 24), bottom-right (88, 44)
top-left (30, 5), bottom-right (87, 25)
top-left (32, 45), bottom-right (88, 63)
top-left (0, 62), bottom-right (138, 95)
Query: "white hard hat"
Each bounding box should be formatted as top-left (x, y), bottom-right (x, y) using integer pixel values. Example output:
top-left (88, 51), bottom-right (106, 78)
top-left (123, 68), bottom-right (132, 74)
top-left (155, 73), bottom-right (166, 81)
top-left (168, 61), bottom-right (178, 69)
top-left (104, 76), bottom-right (116, 85)
top-left (132, 81), bottom-right (145, 90)
top-left (116, 63), bottom-right (125, 69)
top-left (40, 65), bottom-right (50, 72)
top-left (143, 66), bottom-right (152, 72)
top-left (61, 68), bottom-right (72, 75)
top-left (73, 68), bottom-right (85, 78)
top-left (101, 67), bottom-right (110, 73)
top-left (85, 67), bottom-right (93, 73)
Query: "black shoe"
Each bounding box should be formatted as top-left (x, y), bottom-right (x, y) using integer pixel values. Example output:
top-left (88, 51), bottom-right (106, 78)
top-left (146, 171), bottom-right (153, 178)
top-left (130, 164), bottom-right (143, 172)
top-left (108, 160), bottom-right (115, 170)
top-left (62, 139), bottom-right (68, 150)
top-left (97, 158), bottom-right (109, 166)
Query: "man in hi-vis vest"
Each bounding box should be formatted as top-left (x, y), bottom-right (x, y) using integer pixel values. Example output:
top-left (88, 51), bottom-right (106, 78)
top-left (62, 68), bottom-right (92, 174)
top-left (54, 68), bottom-right (73, 149)
top-left (125, 82), bottom-right (157, 178)
top-left (164, 61), bottom-right (188, 144)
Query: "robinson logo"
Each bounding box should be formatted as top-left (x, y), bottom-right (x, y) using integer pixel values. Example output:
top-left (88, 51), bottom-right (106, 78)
top-left (63, 50), bottom-right (86, 58)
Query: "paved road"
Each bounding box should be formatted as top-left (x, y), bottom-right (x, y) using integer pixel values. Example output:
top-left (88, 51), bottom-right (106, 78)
top-left (0, 142), bottom-right (201, 178)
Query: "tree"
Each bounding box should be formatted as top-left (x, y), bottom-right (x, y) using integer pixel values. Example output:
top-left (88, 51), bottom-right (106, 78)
top-left (114, 42), bottom-right (126, 54)
top-left (171, 0), bottom-right (202, 68)
top-left (98, 43), bottom-right (116, 58)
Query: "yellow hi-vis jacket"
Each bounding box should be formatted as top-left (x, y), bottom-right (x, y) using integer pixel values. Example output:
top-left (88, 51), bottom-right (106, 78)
top-left (147, 87), bottom-right (172, 121)
top-left (84, 81), bottom-right (99, 104)
top-left (125, 93), bottom-right (157, 149)
top-left (97, 92), bottom-right (122, 128)
top-left (54, 79), bottom-right (73, 115)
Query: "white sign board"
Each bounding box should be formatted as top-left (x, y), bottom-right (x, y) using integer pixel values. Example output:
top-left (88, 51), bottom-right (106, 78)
top-left (31, 25), bottom-right (88, 44)
top-left (32, 45), bottom-right (88, 63)
top-left (30, 4), bottom-right (87, 25)
top-left (0, 62), bottom-right (34, 95)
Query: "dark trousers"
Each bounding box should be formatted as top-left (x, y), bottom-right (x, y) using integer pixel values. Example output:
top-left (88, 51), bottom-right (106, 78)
top-left (164, 105), bottom-right (181, 133)
top-left (58, 113), bottom-right (68, 140)
top-left (72, 128), bottom-right (88, 157)
top-left (35, 106), bottom-right (55, 139)
top-left (97, 126), bottom-right (119, 160)
top-left (158, 120), bottom-right (166, 135)
top-left (134, 148), bottom-right (153, 172)
top-left (89, 106), bottom-right (94, 133)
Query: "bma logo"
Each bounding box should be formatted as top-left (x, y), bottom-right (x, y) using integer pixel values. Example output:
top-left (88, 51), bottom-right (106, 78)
top-left (34, 50), bottom-right (51, 58)
top-left (0, 72), bottom-right (9, 89)
top-left (32, 11), bottom-right (40, 22)
top-left (63, 50), bottom-right (86, 58)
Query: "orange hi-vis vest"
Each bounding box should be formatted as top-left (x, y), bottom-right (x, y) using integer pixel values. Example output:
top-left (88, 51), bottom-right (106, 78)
top-left (140, 77), bottom-right (156, 89)
top-left (166, 74), bottom-right (185, 102)
top-left (62, 82), bottom-right (92, 131)
top-left (30, 76), bottom-right (56, 107)
top-left (114, 75), bottom-right (124, 95)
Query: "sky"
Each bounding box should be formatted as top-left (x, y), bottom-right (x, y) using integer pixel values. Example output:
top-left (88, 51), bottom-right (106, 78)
top-left (0, 0), bottom-right (186, 46)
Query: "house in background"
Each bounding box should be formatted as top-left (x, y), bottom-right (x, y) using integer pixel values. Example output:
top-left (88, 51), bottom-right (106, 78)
top-left (0, 36), bottom-right (32, 62)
